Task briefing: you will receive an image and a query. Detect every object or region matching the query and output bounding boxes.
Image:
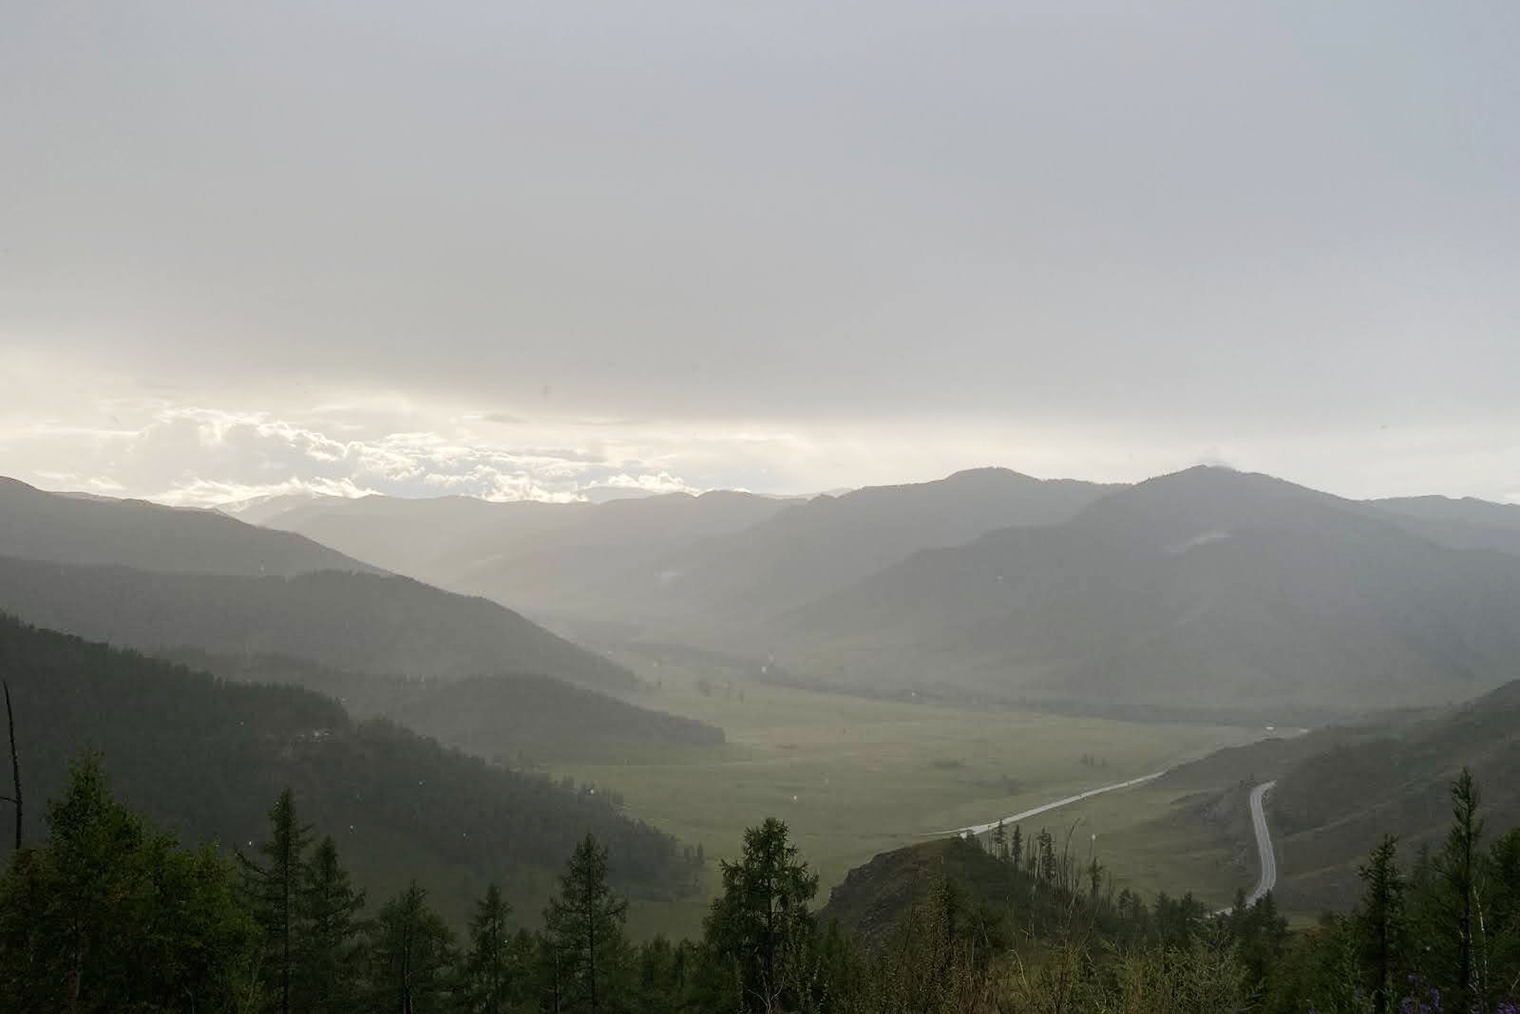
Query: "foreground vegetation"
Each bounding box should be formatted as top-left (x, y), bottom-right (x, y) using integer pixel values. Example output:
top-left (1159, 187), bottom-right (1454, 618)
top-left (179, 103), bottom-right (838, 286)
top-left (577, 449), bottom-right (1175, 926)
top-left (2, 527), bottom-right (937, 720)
top-left (3, 755), bottom-right (1517, 1012)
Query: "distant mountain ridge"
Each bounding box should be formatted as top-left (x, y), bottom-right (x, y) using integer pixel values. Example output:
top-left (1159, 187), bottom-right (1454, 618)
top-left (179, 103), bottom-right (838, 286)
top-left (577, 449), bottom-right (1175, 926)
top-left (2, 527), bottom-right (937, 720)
top-left (1368, 494), bottom-right (1520, 557)
top-left (756, 467), bottom-right (1520, 719)
top-left (0, 555), bottom-right (639, 691)
top-left (245, 469), bottom-right (1117, 640)
top-left (0, 476), bottom-right (380, 576)
top-left (587, 467), bottom-right (1121, 636)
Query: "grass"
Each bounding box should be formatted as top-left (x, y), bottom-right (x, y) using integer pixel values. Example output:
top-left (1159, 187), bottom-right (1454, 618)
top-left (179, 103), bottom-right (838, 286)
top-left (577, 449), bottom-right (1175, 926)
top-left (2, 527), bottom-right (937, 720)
top-left (552, 651), bottom-right (1263, 938)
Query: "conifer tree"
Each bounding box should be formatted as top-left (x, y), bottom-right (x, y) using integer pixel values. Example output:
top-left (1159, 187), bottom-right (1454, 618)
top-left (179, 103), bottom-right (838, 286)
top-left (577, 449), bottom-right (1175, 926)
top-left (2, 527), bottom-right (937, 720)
top-left (297, 835), bottom-right (365, 1014)
top-left (366, 881), bottom-right (456, 1014)
top-left (239, 788), bottom-right (313, 1014)
top-left (1432, 768), bottom-right (1485, 1008)
top-left (544, 835), bottom-right (629, 1013)
top-left (1356, 834), bottom-right (1406, 1014)
top-left (463, 882), bottom-right (516, 1014)
top-left (991, 820), bottom-right (1008, 861)
top-left (703, 817), bottom-right (820, 1013)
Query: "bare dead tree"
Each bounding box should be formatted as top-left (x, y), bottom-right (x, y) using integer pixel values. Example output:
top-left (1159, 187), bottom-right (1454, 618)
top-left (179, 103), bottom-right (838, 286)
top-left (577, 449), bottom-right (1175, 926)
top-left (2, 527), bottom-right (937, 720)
top-left (1, 681), bottom-right (19, 850)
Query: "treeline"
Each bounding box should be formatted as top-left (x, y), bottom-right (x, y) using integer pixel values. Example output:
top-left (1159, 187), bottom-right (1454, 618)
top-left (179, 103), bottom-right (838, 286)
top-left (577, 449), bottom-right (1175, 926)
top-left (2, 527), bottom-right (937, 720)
top-left (3, 756), bottom-right (1519, 1011)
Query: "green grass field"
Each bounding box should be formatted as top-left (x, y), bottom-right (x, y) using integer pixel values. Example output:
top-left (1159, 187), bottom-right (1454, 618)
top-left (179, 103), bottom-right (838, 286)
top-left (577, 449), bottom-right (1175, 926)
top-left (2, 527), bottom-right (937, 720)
top-left (551, 652), bottom-right (1263, 938)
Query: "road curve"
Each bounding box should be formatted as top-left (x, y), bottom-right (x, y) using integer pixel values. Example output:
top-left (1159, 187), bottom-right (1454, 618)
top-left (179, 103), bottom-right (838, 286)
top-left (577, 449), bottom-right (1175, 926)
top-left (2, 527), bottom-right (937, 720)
top-left (1244, 780), bottom-right (1278, 904)
top-left (936, 769), bottom-right (1169, 837)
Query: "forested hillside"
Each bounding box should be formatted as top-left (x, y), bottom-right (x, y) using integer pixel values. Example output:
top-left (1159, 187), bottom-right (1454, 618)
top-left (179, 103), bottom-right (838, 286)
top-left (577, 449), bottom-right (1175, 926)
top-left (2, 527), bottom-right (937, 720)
top-left (169, 648), bottom-right (725, 763)
top-left (0, 616), bottom-right (697, 911)
top-left (0, 555), bottom-right (639, 691)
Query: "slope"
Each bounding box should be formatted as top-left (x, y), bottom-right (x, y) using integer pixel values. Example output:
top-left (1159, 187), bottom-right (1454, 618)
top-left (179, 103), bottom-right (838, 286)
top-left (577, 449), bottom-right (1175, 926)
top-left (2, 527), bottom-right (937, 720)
top-left (166, 648), bottom-right (725, 764)
top-left (1368, 494), bottom-right (1520, 557)
top-left (763, 467), bottom-right (1520, 720)
top-left (254, 489), bottom-right (792, 627)
top-left (1265, 679), bottom-right (1520, 910)
top-left (1165, 680), bottom-right (1520, 913)
top-left (596, 467), bottom-right (1119, 634)
top-left (0, 616), bottom-right (699, 922)
top-left (0, 555), bottom-right (639, 691)
top-left (0, 476), bottom-right (380, 577)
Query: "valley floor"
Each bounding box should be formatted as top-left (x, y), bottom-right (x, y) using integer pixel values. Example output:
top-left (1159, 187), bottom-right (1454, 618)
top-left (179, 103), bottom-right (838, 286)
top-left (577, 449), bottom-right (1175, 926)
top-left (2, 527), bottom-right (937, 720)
top-left (551, 650), bottom-right (1264, 938)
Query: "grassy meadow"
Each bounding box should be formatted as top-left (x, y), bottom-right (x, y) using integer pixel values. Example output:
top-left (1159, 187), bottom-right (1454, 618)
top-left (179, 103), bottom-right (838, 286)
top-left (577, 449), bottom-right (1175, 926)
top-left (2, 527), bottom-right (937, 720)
top-left (549, 651), bottom-right (1264, 938)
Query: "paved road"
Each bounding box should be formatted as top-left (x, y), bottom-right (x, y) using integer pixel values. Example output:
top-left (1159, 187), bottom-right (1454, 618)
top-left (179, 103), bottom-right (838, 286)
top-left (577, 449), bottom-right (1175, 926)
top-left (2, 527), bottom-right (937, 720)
top-left (1244, 780), bottom-right (1278, 904)
top-left (938, 769), bottom-right (1169, 837)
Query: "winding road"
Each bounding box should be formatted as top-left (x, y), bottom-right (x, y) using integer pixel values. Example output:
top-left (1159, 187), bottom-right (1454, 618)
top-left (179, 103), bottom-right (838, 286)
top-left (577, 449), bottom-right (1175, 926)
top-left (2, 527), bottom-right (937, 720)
top-left (936, 772), bottom-right (1282, 911)
top-left (1243, 780), bottom-right (1278, 904)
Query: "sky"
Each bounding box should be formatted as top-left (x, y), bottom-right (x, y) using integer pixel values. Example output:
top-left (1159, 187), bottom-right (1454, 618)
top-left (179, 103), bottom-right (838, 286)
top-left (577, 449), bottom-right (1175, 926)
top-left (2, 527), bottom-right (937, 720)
top-left (2, 2), bottom-right (1517, 505)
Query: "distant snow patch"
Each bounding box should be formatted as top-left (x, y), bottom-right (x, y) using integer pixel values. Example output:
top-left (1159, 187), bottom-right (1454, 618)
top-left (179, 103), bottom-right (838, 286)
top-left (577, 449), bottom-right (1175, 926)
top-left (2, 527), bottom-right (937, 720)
top-left (1168, 530), bottom-right (1231, 554)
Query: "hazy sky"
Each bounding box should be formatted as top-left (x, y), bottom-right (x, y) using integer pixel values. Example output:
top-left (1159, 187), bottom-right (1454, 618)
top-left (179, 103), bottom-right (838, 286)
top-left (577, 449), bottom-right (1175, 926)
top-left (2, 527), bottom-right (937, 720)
top-left (3, 2), bottom-right (1517, 504)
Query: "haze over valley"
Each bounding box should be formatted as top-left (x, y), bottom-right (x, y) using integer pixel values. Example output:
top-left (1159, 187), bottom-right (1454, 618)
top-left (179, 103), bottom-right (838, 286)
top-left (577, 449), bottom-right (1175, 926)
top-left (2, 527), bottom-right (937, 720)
top-left (3, 3), bottom-right (1518, 1011)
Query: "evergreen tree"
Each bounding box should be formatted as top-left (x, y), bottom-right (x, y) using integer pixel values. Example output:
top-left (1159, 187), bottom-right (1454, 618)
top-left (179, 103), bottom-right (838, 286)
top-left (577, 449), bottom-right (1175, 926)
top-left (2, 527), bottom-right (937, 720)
top-left (1355, 834), bottom-right (1407, 1014)
top-left (239, 788), bottom-right (313, 1014)
top-left (991, 820), bottom-right (1008, 862)
top-left (544, 834), bottom-right (630, 1013)
top-left (1424, 768), bottom-right (1485, 1008)
top-left (1487, 828), bottom-right (1520, 1004)
top-left (297, 835), bottom-right (365, 1014)
top-left (462, 882), bottom-right (516, 1014)
top-left (702, 817), bottom-right (820, 1014)
top-left (365, 881), bottom-right (457, 1014)
top-left (1036, 829), bottom-right (1057, 885)
top-left (1009, 824), bottom-right (1023, 868)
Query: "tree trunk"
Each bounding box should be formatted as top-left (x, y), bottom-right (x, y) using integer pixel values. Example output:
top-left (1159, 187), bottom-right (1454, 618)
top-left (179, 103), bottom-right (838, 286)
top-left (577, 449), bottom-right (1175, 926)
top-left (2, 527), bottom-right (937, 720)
top-left (4, 681), bottom-right (20, 850)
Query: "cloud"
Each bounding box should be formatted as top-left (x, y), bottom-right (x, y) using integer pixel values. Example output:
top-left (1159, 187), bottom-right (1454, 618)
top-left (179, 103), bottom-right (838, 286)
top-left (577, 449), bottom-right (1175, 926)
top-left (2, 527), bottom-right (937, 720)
top-left (0, 401), bottom-right (703, 507)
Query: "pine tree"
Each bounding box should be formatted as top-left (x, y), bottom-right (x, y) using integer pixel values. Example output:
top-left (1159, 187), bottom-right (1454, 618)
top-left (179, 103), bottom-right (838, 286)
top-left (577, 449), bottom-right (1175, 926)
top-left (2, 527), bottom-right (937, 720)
top-left (1009, 824), bottom-right (1023, 868)
top-left (703, 817), bottom-right (820, 1013)
top-left (544, 835), bottom-right (629, 1013)
top-left (1431, 768), bottom-right (1484, 1008)
top-left (1356, 834), bottom-right (1406, 1014)
top-left (463, 882), bottom-right (515, 1014)
top-left (297, 835), bottom-right (364, 1014)
top-left (365, 881), bottom-right (457, 1014)
top-left (1037, 829), bottom-right (1057, 886)
top-left (1486, 828), bottom-right (1520, 1003)
top-left (991, 820), bottom-right (1008, 862)
top-left (238, 788), bottom-right (313, 1014)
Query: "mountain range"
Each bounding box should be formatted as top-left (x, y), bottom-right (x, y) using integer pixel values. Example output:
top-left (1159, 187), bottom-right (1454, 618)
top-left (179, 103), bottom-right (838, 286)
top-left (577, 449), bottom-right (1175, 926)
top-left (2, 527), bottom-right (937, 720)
top-left (754, 467), bottom-right (1520, 720)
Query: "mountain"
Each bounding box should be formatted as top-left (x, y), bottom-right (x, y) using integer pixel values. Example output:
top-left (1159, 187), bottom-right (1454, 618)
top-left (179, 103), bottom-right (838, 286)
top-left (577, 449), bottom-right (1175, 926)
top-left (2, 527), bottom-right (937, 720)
top-left (165, 648), bottom-right (725, 764)
top-left (585, 468), bottom-right (1119, 636)
top-left (760, 467), bottom-right (1520, 720)
top-left (0, 616), bottom-right (699, 923)
top-left (253, 490), bottom-right (793, 626)
top-left (0, 555), bottom-right (639, 692)
top-left (248, 492), bottom-right (549, 583)
top-left (0, 476), bottom-right (380, 576)
top-left (248, 470), bottom-right (1113, 644)
top-left (1368, 494), bottom-right (1520, 557)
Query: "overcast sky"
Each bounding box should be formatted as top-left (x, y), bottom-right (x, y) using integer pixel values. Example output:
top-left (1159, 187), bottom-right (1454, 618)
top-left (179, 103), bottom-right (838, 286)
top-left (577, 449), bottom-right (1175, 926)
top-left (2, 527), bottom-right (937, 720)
top-left (2, 2), bottom-right (1516, 505)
